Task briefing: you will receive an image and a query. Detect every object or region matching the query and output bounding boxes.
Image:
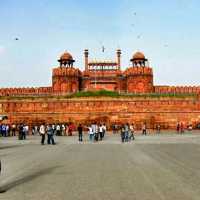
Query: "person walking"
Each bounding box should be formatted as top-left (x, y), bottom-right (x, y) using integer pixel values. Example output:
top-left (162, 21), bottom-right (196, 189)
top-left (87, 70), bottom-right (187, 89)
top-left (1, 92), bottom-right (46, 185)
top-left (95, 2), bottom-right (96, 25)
top-left (40, 124), bottom-right (46, 145)
top-left (25, 124), bottom-right (29, 138)
top-left (121, 124), bottom-right (125, 143)
top-left (180, 122), bottom-right (184, 134)
top-left (156, 124), bottom-right (161, 134)
top-left (94, 123), bottom-right (99, 142)
top-left (142, 123), bottom-right (147, 135)
top-left (11, 124), bottom-right (16, 136)
top-left (2, 124), bottom-right (6, 137)
top-left (102, 124), bottom-right (106, 138)
top-left (56, 124), bottom-right (61, 136)
top-left (61, 124), bottom-right (65, 136)
top-left (6, 124), bottom-right (10, 137)
top-left (124, 123), bottom-right (129, 142)
top-left (91, 122), bottom-right (98, 142)
top-left (99, 124), bottom-right (103, 141)
top-left (78, 124), bottom-right (83, 142)
top-left (176, 122), bottom-right (180, 133)
top-left (21, 124), bottom-right (26, 140)
top-left (47, 124), bottom-right (55, 145)
top-left (18, 124), bottom-right (24, 140)
top-left (129, 123), bottom-right (135, 141)
top-left (88, 125), bottom-right (94, 142)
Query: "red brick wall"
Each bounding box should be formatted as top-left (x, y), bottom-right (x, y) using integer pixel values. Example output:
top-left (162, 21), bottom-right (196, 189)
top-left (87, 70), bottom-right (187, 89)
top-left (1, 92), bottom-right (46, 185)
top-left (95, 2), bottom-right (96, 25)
top-left (52, 67), bottom-right (81, 93)
top-left (125, 67), bottom-right (154, 93)
top-left (1, 97), bottom-right (200, 129)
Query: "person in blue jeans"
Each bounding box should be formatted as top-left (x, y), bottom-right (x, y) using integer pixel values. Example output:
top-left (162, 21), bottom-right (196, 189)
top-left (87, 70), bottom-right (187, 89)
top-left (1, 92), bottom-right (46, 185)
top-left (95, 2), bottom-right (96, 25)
top-left (88, 125), bottom-right (94, 142)
top-left (121, 124), bottom-right (125, 143)
top-left (124, 123), bottom-right (129, 142)
top-left (47, 124), bottom-right (55, 145)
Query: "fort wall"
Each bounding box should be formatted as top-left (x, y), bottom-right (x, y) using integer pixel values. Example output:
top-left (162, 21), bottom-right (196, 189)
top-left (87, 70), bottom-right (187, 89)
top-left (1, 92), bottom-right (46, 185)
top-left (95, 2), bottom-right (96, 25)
top-left (1, 97), bottom-right (200, 129)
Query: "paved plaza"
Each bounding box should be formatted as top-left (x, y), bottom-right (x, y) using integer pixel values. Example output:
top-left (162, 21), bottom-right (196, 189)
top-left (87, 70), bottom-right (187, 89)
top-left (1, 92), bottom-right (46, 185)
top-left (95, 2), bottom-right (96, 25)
top-left (1, 133), bottom-right (200, 200)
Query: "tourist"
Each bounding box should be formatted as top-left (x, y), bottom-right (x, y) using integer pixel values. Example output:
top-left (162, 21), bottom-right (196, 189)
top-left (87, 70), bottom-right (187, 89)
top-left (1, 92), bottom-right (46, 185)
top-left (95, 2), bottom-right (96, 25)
top-left (24, 124), bottom-right (29, 138)
top-left (120, 124), bottom-right (125, 142)
top-left (68, 123), bottom-right (73, 136)
top-left (21, 124), bottom-right (26, 140)
top-left (142, 123), bottom-right (147, 135)
top-left (180, 122), bottom-right (184, 134)
top-left (124, 123), bottom-right (129, 142)
top-left (47, 124), bottom-right (55, 145)
top-left (6, 124), bottom-right (10, 137)
top-left (1, 124), bottom-right (6, 137)
top-left (77, 124), bottom-right (83, 142)
top-left (56, 124), bottom-right (61, 136)
top-left (99, 124), bottom-right (103, 141)
top-left (91, 122), bottom-right (98, 141)
top-left (94, 123), bottom-right (99, 141)
top-left (11, 124), bottom-right (16, 136)
top-left (88, 125), bottom-right (93, 142)
top-left (40, 124), bottom-right (46, 145)
top-left (156, 124), bottom-right (161, 134)
top-left (188, 124), bottom-right (192, 131)
top-left (112, 123), bottom-right (118, 134)
top-left (52, 124), bottom-right (56, 135)
top-left (176, 122), bottom-right (180, 133)
top-left (18, 124), bottom-right (23, 140)
top-left (102, 123), bottom-right (106, 138)
top-left (61, 124), bottom-right (65, 136)
top-left (129, 123), bottom-right (135, 141)
top-left (35, 125), bottom-right (39, 135)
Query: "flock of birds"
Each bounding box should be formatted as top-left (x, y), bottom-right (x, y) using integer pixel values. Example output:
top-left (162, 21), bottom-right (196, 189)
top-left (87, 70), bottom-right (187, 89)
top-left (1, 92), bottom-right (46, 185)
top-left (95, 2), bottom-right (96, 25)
top-left (13, 11), bottom-right (169, 53)
top-left (99, 11), bottom-right (169, 53)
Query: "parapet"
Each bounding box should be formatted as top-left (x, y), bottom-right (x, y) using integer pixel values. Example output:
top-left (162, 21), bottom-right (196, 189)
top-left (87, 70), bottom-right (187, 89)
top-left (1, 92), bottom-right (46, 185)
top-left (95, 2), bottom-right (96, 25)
top-left (52, 67), bottom-right (82, 77)
top-left (0, 87), bottom-right (52, 96)
top-left (124, 67), bottom-right (153, 76)
top-left (154, 86), bottom-right (200, 94)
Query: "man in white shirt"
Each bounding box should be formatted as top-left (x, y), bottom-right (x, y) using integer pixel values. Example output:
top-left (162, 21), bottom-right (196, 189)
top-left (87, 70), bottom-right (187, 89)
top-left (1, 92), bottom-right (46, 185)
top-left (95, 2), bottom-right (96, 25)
top-left (99, 124), bottom-right (103, 141)
top-left (40, 124), bottom-right (46, 145)
top-left (102, 124), bottom-right (106, 138)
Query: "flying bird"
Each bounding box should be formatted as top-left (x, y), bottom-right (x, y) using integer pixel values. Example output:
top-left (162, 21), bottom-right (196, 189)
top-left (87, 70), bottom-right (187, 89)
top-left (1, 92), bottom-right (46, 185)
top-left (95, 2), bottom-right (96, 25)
top-left (102, 46), bottom-right (105, 52)
top-left (15, 38), bottom-right (19, 41)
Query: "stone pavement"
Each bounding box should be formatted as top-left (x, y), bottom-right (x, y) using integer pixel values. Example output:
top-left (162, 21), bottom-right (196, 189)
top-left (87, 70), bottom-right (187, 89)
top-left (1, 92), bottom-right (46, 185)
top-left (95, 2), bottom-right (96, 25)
top-left (0, 133), bottom-right (200, 200)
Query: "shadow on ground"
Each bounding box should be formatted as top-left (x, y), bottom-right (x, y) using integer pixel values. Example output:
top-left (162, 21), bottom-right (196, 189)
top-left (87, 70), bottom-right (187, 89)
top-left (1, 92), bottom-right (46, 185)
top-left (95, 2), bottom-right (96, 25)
top-left (0, 165), bottom-right (61, 193)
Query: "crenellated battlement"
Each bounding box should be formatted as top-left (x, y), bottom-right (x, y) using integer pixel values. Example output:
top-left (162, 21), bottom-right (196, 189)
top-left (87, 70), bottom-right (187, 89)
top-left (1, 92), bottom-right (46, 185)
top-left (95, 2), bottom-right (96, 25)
top-left (0, 87), bottom-right (52, 96)
top-left (52, 67), bottom-right (81, 77)
top-left (124, 66), bottom-right (153, 76)
top-left (154, 86), bottom-right (200, 94)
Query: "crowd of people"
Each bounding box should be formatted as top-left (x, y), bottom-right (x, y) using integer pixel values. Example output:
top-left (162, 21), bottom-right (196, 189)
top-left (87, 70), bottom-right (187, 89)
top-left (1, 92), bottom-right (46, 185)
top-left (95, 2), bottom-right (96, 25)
top-left (0, 121), bottom-right (194, 145)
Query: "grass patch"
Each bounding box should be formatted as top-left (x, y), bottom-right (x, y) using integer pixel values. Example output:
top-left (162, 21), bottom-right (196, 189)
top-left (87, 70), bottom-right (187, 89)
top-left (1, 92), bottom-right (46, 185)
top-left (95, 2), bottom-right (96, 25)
top-left (0, 90), bottom-right (198, 100)
top-left (69, 90), bottom-right (120, 98)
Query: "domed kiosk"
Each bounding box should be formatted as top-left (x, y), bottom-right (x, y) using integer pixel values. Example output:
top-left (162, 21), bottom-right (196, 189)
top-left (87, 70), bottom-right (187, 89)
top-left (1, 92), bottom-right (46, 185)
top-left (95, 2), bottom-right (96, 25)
top-left (124, 52), bottom-right (154, 93)
top-left (52, 51), bottom-right (81, 93)
top-left (58, 52), bottom-right (75, 67)
top-left (130, 51), bottom-right (148, 67)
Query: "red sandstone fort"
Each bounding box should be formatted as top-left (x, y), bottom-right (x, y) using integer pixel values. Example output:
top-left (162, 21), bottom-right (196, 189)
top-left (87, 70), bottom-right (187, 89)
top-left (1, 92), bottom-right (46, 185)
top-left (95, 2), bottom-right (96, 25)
top-left (1, 49), bottom-right (200, 129)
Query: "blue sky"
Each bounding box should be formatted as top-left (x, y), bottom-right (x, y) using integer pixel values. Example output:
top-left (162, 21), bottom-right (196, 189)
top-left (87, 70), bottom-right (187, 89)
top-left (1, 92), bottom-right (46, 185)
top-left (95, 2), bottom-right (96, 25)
top-left (0, 0), bottom-right (200, 87)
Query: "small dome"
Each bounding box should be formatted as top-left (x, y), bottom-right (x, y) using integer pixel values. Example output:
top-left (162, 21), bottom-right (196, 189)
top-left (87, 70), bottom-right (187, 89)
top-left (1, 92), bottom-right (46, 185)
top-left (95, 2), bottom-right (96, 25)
top-left (132, 52), bottom-right (145, 60)
top-left (60, 52), bottom-right (73, 60)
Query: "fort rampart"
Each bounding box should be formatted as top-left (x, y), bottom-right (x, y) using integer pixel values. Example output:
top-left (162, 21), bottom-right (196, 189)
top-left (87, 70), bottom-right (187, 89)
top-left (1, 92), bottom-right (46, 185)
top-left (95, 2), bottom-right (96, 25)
top-left (1, 96), bottom-right (200, 129)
